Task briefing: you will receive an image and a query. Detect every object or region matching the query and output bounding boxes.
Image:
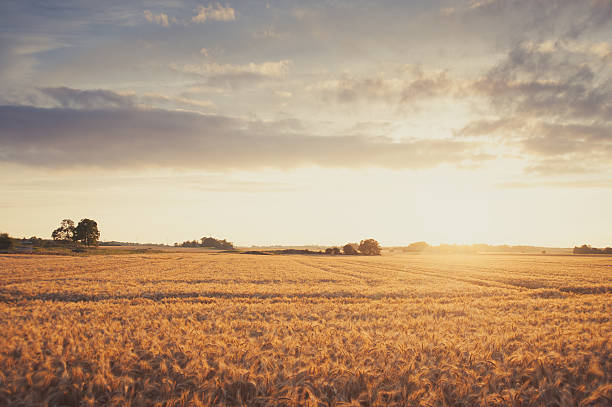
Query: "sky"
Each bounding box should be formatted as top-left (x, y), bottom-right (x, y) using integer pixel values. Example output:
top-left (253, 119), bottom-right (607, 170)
top-left (1, 0), bottom-right (611, 247)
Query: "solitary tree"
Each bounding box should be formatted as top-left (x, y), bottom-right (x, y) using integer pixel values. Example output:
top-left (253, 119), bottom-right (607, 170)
top-left (74, 219), bottom-right (100, 246)
top-left (52, 219), bottom-right (75, 241)
top-left (358, 239), bottom-right (381, 256)
top-left (343, 243), bottom-right (358, 255)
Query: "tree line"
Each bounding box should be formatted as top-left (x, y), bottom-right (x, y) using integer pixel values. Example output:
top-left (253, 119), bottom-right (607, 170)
top-left (325, 239), bottom-right (381, 256)
top-left (573, 244), bottom-right (612, 254)
top-left (175, 236), bottom-right (235, 250)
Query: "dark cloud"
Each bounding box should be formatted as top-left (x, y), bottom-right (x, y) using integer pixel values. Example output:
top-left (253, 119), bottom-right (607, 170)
top-left (0, 104), bottom-right (490, 170)
top-left (473, 42), bottom-right (612, 122)
top-left (459, 37), bottom-right (612, 174)
top-left (36, 87), bottom-right (214, 112)
top-left (40, 87), bottom-right (136, 109)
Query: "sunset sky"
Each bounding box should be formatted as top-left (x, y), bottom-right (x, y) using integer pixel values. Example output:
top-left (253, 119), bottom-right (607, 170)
top-left (1, 0), bottom-right (611, 247)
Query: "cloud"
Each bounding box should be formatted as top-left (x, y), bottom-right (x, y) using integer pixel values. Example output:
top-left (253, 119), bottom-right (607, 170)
top-left (0, 36), bottom-right (66, 86)
top-left (37, 87), bottom-right (214, 111)
top-left (459, 37), bottom-right (612, 173)
top-left (39, 87), bottom-right (136, 109)
top-left (314, 66), bottom-right (455, 106)
top-left (144, 10), bottom-right (170, 27)
top-left (172, 60), bottom-right (292, 88)
top-left (143, 4), bottom-right (236, 27)
top-left (473, 42), bottom-right (612, 123)
top-left (0, 103), bottom-right (490, 170)
top-left (454, 0), bottom-right (612, 40)
top-left (455, 118), bottom-right (525, 138)
top-left (522, 123), bottom-right (612, 157)
top-left (192, 3), bottom-right (236, 23)
top-left (138, 93), bottom-right (214, 110)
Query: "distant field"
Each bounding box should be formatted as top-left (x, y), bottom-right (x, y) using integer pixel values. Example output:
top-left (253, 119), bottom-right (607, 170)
top-left (0, 253), bottom-right (610, 406)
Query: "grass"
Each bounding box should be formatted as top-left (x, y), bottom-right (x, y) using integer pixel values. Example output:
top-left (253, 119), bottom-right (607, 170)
top-left (0, 252), bottom-right (610, 406)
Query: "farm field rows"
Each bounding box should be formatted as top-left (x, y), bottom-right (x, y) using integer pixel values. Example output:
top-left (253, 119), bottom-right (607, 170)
top-left (0, 253), bottom-right (610, 406)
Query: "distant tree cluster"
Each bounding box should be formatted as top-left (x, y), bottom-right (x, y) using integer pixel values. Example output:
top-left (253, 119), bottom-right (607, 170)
top-left (343, 244), bottom-right (358, 255)
top-left (403, 241), bottom-right (430, 252)
top-left (0, 233), bottom-right (57, 251)
top-left (323, 239), bottom-right (381, 256)
top-left (52, 218), bottom-right (100, 246)
top-left (0, 233), bottom-right (14, 250)
top-left (325, 247), bottom-right (341, 255)
top-left (175, 236), bottom-right (234, 250)
top-left (573, 244), bottom-right (612, 254)
top-left (358, 239), bottom-right (382, 255)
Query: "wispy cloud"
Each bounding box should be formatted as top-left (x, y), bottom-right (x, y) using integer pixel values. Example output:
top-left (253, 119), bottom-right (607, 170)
top-left (172, 60), bottom-right (292, 88)
top-left (39, 87), bottom-right (136, 109)
top-left (313, 66), bottom-right (455, 107)
top-left (192, 3), bottom-right (236, 23)
top-left (144, 10), bottom-right (171, 27)
top-left (37, 87), bottom-right (214, 111)
top-left (453, 0), bottom-right (612, 39)
top-left (142, 3), bottom-right (236, 27)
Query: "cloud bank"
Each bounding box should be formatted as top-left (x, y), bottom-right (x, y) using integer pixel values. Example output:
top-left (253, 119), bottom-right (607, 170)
top-left (0, 100), bottom-right (488, 170)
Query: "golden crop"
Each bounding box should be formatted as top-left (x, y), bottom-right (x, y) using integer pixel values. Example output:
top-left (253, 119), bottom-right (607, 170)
top-left (0, 253), bottom-right (610, 406)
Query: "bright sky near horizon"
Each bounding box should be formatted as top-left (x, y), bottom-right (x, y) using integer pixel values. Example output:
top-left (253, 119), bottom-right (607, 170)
top-left (1, 0), bottom-right (611, 247)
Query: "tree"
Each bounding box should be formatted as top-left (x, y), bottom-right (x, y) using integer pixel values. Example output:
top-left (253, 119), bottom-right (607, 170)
top-left (0, 233), bottom-right (14, 250)
top-left (52, 219), bottom-right (75, 241)
top-left (343, 243), bottom-right (358, 255)
top-left (405, 241), bottom-right (429, 252)
top-left (358, 238), bottom-right (381, 256)
top-left (201, 236), bottom-right (234, 250)
top-left (74, 219), bottom-right (100, 246)
top-left (573, 244), bottom-right (603, 254)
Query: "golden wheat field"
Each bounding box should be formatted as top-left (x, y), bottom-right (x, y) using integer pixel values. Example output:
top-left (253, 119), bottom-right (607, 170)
top-left (0, 252), bottom-right (610, 406)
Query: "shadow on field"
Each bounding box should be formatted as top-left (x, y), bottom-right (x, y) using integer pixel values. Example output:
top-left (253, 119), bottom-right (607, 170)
top-left (0, 289), bottom-right (417, 303)
top-left (0, 284), bottom-right (609, 304)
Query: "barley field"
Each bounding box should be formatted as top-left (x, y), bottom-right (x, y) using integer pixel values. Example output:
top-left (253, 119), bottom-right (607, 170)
top-left (0, 252), bottom-right (610, 406)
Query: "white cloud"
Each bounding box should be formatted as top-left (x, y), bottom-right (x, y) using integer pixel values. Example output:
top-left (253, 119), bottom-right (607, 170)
top-left (192, 3), bottom-right (236, 23)
top-left (144, 10), bottom-right (170, 27)
top-left (174, 60), bottom-right (292, 78)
